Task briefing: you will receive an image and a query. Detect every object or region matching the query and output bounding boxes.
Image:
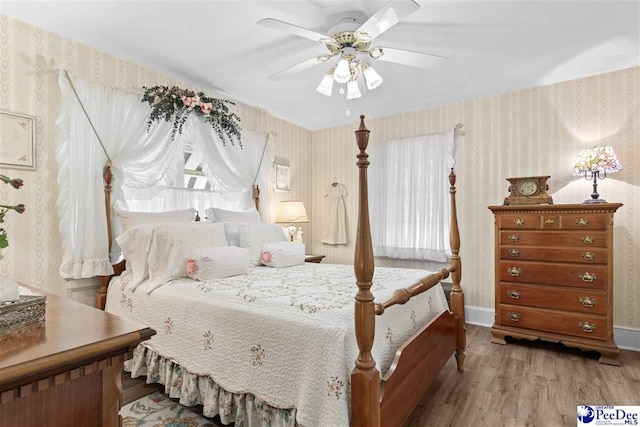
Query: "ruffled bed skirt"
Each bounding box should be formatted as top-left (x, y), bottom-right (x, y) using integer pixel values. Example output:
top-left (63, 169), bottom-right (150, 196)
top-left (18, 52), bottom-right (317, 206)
top-left (125, 344), bottom-right (300, 427)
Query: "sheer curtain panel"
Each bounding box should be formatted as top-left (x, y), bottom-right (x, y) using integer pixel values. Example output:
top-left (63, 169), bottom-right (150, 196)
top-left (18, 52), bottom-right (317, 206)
top-left (57, 71), bottom-right (181, 279)
top-left (189, 121), bottom-right (274, 222)
top-left (369, 129), bottom-right (456, 262)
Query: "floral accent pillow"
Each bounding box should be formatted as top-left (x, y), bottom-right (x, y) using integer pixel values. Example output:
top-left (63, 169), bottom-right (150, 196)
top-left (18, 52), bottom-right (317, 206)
top-left (186, 246), bottom-right (250, 281)
top-left (238, 223), bottom-right (289, 266)
top-left (261, 242), bottom-right (305, 268)
top-left (142, 222), bottom-right (228, 294)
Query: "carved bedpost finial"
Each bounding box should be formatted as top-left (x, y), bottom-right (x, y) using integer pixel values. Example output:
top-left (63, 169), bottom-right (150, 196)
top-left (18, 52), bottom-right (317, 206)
top-left (356, 115), bottom-right (370, 153)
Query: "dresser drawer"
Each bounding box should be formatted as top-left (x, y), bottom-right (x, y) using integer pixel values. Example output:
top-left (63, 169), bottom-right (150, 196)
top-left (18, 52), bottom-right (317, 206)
top-left (498, 260), bottom-right (608, 289)
top-left (560, 214), bottom-right (607, 230)
top-left (499, 283), bottom-right (607, 314)
top-left (499, 231), bottom-right (607, 248)
top-left (498, 214), bottom-right (541, 230)
top-left (498, 304), bottom-right (607, 340)
top-left (499, 246), bottom-right (608, 264)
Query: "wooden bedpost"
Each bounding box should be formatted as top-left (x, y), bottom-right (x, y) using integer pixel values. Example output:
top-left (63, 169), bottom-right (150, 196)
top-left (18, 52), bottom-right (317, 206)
top-left (96, 160), bottom-right (113, 310)
top-left (253, 184), bottom-right (260, 212)
top-left (351, 115), bottom-right (381, 427)
top-left (448, 168), bottom-right (466, 371)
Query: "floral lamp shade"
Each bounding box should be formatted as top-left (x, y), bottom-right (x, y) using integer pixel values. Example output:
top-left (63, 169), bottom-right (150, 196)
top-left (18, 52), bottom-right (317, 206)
top-left (572, 146), bottom-right (623, 204)
top-left (572, 146), bottom-right (623, 176)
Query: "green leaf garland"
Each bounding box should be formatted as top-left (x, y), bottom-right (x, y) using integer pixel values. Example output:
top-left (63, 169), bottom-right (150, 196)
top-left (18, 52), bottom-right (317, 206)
top-left (142, 86), bottom-right (242, 146)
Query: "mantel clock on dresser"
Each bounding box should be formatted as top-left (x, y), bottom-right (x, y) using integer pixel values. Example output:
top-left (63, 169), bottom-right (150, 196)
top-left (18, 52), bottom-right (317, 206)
top-left (503, 176), bottom-right (553, 205)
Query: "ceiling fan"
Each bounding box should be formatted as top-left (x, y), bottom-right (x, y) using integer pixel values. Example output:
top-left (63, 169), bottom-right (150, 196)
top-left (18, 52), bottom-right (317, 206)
top-left (257, 0), bottom-right (446, 99)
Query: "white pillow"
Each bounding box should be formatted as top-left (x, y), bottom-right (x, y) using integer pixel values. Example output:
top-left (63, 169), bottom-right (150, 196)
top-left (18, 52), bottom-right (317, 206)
top-left (206, 207), bottom-right (261, 223)
top-left (141, 222), bottom-right (228, 294)
top-left (222, 223), bottom-right (241, 247)
top-left (114, 206), bottom-right (196, 231)
top-left (261, 242), bottom-right (305, 268)
top-left (238, 223), bottom-right (288, 266)
top-left (115, 223), bottom-right (157, 291)
top-left (186, 246), bottom-right (250, 280)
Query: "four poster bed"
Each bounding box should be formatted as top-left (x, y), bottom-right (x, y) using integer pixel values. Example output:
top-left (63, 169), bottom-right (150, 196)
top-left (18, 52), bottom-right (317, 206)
top-left (97, 116), bottom-right (465, 427)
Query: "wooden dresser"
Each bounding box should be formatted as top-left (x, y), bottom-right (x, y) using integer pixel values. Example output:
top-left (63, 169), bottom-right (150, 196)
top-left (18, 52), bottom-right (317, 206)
top-left (488, 203), bottom-right (622, 365)
top-left (0, 286), bottom-right (155, 426)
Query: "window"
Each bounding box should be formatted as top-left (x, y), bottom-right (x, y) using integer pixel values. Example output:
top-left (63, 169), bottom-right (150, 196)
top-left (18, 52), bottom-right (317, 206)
top-left (369, 130), bottom-right (455, 262)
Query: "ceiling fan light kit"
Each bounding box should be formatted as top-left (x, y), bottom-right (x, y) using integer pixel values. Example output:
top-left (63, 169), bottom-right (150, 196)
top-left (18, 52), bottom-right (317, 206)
top-left (259, 0), bottom-right (446, 100)
top-left (347, 80), bottom-right (362, 99)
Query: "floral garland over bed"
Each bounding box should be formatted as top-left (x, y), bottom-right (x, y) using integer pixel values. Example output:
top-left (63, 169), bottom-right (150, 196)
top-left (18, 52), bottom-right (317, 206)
top-left (142, 86), bottom-right (242, 146)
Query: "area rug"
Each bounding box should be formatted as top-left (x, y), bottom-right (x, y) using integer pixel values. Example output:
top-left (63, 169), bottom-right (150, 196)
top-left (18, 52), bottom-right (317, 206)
top-left (121, 391), bottom-right (222, 427)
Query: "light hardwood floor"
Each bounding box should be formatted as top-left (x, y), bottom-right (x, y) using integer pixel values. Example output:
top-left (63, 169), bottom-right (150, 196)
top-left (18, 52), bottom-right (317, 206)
top-left (123, 324), bottom-right (640, 427)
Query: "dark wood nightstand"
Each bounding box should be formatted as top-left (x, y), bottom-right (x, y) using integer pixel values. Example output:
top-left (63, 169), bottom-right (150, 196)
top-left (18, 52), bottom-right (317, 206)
top-left (305, 254), bottom-right (326, 263)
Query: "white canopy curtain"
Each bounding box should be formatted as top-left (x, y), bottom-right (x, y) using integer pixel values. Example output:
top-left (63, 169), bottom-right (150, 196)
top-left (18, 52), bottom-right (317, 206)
top-left (57, 70), bottom-right (182, 279)
top-left (187, 120), bottom-right (275, 222)
top-left (369, 128), bottom-right (456, 262)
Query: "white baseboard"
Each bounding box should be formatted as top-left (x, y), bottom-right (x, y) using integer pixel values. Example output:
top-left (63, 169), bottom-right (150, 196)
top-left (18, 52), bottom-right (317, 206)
top-left (464, 305), bottom-right (640, 352)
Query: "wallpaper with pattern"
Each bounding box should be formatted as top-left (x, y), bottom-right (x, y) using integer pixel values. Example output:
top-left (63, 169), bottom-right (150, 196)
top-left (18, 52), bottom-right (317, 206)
top-left (0, 15), bottom-right (312, 304)
top-left (310, 67), bottom-right (639, 329)
top-left (1, 14), bottom-right (638, 330)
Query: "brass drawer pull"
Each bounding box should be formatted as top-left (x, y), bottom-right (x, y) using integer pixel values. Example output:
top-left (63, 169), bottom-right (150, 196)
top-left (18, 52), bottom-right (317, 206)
top-left (579, 296), bottom-right (596, 308)
top-left (579, 272), bottom-right (597, 283)
top-left (507, 289), bottom-right (521, 299)
top-left (582, 252), bottom-right (596, 261)
top-left (507, 267), bottom-right (522, 277)
top-left (581, 236), bottom-right (595, 245)
top-left (507, 312), bottom-right (521, 322)
top-left (509, 249), bottom-right (520, 257)
top-left (514, 219), bottom-right (525, 227)
top-left (507, 235), bottom-right (520, 242)
top-left (544, 218), bottom-right (555, 224)
top-left (576, 218), bottom-right (590, 227)
top-left (578, 322), bottom-right (596, 333)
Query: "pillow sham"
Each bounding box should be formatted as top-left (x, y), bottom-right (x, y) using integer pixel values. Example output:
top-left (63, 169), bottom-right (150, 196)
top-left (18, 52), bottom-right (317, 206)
top-left (205, 206), bottom-right (261, 223)
top-left (115, 223), bottom-right (157, 291)
top-left (114, 206), bottom-right (196, 231)
top-left (186, 246), bottom-right (250, 281)
top-left (141, 222), bottom-right (228, 294)
top-left (261, 241), bottom-right (305, 268)
top-left (238, 223), bottom-right (289, 266)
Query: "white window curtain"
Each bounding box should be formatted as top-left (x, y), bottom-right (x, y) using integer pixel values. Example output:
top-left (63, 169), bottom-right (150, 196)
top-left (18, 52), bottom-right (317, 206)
top-left (187, 120), bottom-right (275, 222)
top-left (369, 129), bottom-right (456, 262)
top-left (57, 71), bottom-right (182, 279)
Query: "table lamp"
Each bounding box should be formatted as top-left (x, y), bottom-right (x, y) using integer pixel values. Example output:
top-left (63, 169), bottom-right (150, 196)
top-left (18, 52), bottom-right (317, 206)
top-left (571, 146), bottom-right (623, 204)
top-left (275, 200), bottom-right (309, 241)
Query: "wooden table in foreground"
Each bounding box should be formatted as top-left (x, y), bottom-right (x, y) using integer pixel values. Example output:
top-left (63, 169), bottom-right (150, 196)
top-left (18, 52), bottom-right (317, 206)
top-left (0, 286), bottom-right (155, 427)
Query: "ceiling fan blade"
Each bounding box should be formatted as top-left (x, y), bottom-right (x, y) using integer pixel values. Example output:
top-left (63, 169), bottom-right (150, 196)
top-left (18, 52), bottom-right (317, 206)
top-left (258, 18), bottom-right (334, 44)
top-left (374, 47), bottom-right (447, 70)
top-left (268, 56), bottom-right (323, 81)
top-left (356, 0), bottom-right (420, 41)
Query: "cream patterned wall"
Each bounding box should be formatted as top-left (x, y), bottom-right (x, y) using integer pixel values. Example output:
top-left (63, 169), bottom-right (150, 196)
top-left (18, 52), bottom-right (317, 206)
top-left (1, 14), bottom-right (637, 331)
top-left (0, 15), bottom-right (312, 304)
top-left (310, 67), bottom-right (639, 330)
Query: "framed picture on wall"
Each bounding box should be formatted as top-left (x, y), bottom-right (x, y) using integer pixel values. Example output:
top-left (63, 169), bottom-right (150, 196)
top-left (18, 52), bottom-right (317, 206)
top-left (0, 110), bottom-right (36, 170)
top-left (275, 163), bottom-right (290, 192)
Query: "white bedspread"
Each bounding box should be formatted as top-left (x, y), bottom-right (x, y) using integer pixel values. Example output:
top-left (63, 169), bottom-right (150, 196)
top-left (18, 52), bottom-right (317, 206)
top-left (106, 263), bottom-right (449, 427)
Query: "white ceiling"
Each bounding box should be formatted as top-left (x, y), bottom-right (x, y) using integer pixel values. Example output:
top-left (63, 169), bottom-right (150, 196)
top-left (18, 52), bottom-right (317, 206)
top-left (1, 1), bottom-right (639, 131)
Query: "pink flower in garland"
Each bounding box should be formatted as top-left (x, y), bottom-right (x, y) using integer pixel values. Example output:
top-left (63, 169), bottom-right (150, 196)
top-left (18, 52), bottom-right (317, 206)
top-left (262, 251), bottom-right (272, 264)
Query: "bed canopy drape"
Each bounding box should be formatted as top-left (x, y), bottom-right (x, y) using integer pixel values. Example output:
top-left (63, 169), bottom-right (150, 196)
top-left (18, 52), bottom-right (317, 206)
top-left (56, 70), bottom-right (269, 280)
